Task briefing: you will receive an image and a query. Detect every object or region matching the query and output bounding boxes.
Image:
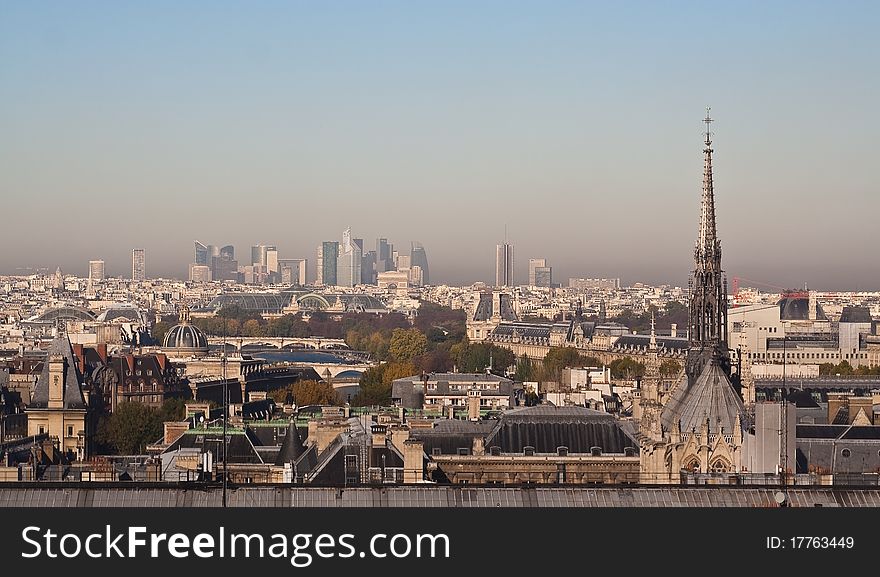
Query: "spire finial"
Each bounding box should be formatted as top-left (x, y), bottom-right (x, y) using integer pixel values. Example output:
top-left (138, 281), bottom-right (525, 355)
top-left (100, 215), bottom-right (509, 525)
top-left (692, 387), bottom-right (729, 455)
top-left (704, 106), bottom-right (713, 146)
top-left (649, 311), bottom-right (657, 350)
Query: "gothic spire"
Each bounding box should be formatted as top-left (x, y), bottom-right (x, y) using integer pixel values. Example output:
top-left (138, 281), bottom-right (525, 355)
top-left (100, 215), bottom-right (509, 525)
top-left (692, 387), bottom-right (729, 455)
top-left (696, 107), bottom-right (718, 267)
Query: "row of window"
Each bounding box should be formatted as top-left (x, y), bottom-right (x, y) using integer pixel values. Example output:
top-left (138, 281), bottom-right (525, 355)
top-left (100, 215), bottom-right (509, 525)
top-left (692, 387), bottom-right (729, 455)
top-left (748, 351), bottom-right (868, 361)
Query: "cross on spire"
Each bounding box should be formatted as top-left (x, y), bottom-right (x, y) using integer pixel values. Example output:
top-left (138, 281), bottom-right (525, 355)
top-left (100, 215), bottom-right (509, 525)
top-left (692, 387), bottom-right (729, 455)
top-left (704, 106), bottom-right (713, 147)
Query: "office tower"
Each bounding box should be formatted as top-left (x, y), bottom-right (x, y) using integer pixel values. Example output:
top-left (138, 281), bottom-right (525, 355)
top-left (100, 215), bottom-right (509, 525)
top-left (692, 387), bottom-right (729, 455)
top-left (528, 259), bottom-right (545, 286)
top-left (219, 245), bottom-right (234, 259)
top-left (495, 243), bottom-right (514, 287)
top-left (397, 254), bottom-right (411, 270)
top-left (528, 258), bottom-right (552, 287)
top-left (376, 238), bottom-right (393, 273)
top-left (131, 249), bottom-right (146, 281)
top-left (211, 254), bottom-right (239, 282)
top-left (189, 264), bottom-right (212, 283)
top-left (194, 241), bottom-right (209, 266)
top-left (361, 250), bottom-right (376, 285)
top-left (410, 242), bottom-right (430, 285)
top-left (535, 266), bottom-right (552, 287)
top-left (279, 258), bottom-right (307, 286)
top-left (89, 260), bottom-right (105, 282)
top-left (266, 247), bottom-right (279, 275)
top-left (336, 227), bottom-right (362, 288)
top-left (317, 241), bottom-right (339, 286)
top-left (410, 265), bottom-right (423, 287)
top-left (251, 244), bottom-right (270, 267)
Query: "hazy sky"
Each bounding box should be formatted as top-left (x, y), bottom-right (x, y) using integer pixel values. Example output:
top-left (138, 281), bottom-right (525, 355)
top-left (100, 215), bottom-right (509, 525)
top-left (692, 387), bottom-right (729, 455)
top-left (2, 2), bottom-right (878, 289)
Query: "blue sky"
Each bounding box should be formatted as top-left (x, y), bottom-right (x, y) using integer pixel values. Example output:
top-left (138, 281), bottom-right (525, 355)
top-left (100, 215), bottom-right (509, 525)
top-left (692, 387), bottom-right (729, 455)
top-left (1, 1), bottom-right (878, 288)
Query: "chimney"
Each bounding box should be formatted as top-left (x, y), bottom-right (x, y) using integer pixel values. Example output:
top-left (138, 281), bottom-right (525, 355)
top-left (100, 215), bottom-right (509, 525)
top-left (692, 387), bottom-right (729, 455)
top-left (670, 323), bottom-right (677, 338)
top-left (96, 343), bottom-right (108, 363)
top-left (472, 436), bottom-right (485, 456)
top-left (371, 424), bottom-right (388, 447)
top-left (403, 439), bottom-right (425, 483)
top-left (48, 354), bottom-right (65, 409)
top-left (164, 421), bottom-right (190, 444)
top-left (467, 390), bottom-right (481, 421)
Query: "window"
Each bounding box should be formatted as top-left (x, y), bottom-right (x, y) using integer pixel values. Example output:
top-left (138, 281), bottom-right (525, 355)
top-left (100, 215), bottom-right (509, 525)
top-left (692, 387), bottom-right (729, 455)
top-left (841, 448), bottom-right (851, 458)
top-left (710, 459), bottom-right (730, 473)
top-left (39, 426), bottom-right (45, 435)
top-left (67, 426), bottom-right (73, 437)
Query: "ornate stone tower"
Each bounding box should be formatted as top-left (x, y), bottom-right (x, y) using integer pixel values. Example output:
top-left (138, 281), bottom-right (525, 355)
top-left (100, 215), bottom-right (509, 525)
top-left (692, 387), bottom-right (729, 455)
top-left (640, 111), bottom-right (748, 483)
top-left (686, 107), bottom-right (729, 384)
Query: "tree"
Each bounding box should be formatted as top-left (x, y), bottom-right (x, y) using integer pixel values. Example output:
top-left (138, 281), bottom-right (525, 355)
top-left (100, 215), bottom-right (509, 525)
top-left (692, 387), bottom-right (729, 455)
top-left (609, 357), bottom-right (646, 380)
top-left (515, 355), bottom-right (535, 382)
top-left (659, 359), bottom-right (682, 377)
top-left (352, 361), bottom-right (417, 407)
top-left (455, 343), bottom-right (515, 373)
top-left (270, 380), bottom-right (340, 406)
top-left (388, 328), bottom-right (428, 362)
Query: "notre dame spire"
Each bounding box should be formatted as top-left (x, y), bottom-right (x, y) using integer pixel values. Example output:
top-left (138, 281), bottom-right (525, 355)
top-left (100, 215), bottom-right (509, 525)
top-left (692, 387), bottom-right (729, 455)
top-left (687, 108), bottom-right (728, 381)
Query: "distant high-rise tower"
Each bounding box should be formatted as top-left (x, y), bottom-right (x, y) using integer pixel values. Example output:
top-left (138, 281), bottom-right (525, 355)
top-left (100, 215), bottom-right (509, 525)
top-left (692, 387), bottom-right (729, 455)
top-left (495, 243), bottom-right (514, 287)
top-left (336, 228), bottom-right (362, 288)
top-left (686, 107), bottom-right (729, 382)
top-left (317, 241), bottom-right (339, 286)
top-left (528, 258), bottom-right (551, 287)
top-left (88, 260), bottom-right (105, 282)
top-left (131, 249), bottom-right (145, 281)
top-left (410, 242), bottom-right (430, 285)
top-left (251, 245), bottom-right (270, 267)
top-left (376, 238), bottom-right (393, 274)
top-left (194, 241), bottom-right (209, 266)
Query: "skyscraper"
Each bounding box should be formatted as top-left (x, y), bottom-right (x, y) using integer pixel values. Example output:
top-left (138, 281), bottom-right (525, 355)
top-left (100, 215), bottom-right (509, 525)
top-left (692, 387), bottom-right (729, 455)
top-left (194, 241), bottom-right (209, 266)
top-left (89, 260), bottom-right (105, 282)
top-left (317, 241), bottom-right (339, 286)
top-left (528, 258), bottom-right (552, 287)
top-left (251, 245), bottom-right (270, 267)
top-left (131, 249), bottom-right (145, 281)
top-left (410, 242), bottom-right (430, 285)
top-left (336, 227), bottom-right (362, 288)
top-left (279, 258), bottom-right (307, 285)
top-left (528, 258), bottom-right (545, 286)
top-left (266, 247), bottom-right (279, 274)
top-left (376, 238), bottom-right (393, 273)
top-left (495, 243), bottom-right (514, 287)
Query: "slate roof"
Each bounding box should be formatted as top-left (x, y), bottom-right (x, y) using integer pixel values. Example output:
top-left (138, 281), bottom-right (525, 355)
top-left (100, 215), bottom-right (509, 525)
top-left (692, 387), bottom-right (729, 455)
top-left (29, 337), bottom-right (87, 410)
top-left (839, 306), bottom-right (872, 324)
top-left (660, 357), bottom-right (746, 435)
top-left (274, 422), bottom-right (307, 466)
top-left (614, 334), bottom-right (689, 352)
top-left (485, 405), bottom-right (639, 454)
top-left (778, 296), bottom-right (827, 321)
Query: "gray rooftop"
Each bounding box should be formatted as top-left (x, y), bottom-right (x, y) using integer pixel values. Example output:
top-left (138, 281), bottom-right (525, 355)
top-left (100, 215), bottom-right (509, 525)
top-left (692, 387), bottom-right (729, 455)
top-left (29, 336), bottom-right (87, 410)
top-left (661, 358), bottom-right (746, 435)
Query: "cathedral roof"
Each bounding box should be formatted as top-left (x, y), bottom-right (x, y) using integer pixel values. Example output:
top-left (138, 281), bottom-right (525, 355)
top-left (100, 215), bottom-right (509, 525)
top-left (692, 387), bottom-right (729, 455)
top-left (660, 356), bottom-right (746, 436)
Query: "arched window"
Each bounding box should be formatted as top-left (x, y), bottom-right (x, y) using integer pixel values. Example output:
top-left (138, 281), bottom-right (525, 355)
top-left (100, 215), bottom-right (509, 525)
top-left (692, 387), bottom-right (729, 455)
top-left (683, 456), bottom-right (700, 472)
top-left (710, 459), bottom-right (730, 473)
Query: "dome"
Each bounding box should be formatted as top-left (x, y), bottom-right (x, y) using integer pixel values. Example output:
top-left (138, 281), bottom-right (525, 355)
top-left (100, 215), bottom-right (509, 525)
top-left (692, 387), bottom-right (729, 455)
top-left (162, 307), bottom-right (208, 355)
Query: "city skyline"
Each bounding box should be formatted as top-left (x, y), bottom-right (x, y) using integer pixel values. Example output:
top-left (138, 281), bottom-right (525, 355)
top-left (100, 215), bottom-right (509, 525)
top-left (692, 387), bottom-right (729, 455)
top-left (2, 3), bottom-right (879, 290)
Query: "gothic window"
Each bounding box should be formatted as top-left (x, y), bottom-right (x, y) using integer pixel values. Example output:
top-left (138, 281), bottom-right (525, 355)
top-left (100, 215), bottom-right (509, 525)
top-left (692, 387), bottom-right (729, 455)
top-left (710, 459), bottom-right (730, 473)
top-left (683, 456), bottom-right (700, 472)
